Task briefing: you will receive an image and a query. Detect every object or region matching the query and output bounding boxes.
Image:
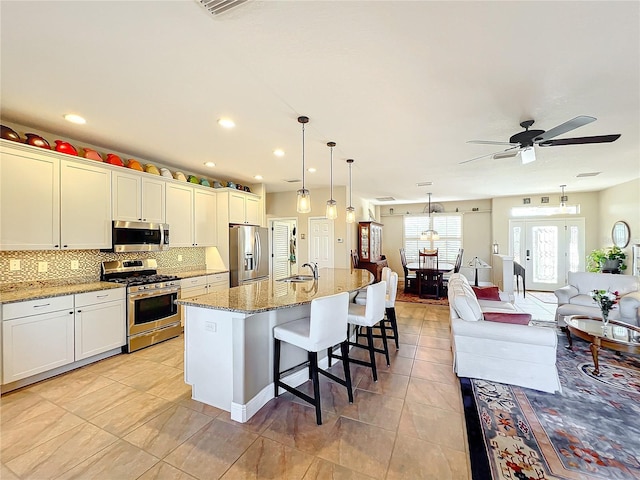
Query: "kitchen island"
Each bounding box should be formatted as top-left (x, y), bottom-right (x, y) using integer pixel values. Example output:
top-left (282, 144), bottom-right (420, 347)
top-left (176, 268), bottom-right (373, 422)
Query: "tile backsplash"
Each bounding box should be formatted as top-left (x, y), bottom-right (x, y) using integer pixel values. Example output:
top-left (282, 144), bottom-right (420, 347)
top-left (0, 248), bottom-right (205, 285)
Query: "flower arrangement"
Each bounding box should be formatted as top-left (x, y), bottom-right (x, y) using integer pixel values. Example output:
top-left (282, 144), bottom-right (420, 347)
top-left (590, 289), bottom-right (619, 324)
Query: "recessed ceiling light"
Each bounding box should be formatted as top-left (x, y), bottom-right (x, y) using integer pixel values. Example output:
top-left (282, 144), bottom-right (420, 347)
top-left (64, 113), bottom-right (86, 124)
top-left (273, 149), bottom-right (285, 157)
top-left (308, 167), bottom-right (316, 173)
top-left (217, 118), bottom-right (235, 129)
top-left (254, 175), bottom-right (263, 180)
top-left (204, 161), bottom-right (216, 167)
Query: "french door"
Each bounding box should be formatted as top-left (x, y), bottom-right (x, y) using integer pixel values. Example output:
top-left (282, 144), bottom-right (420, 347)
top-left (510, 218), bottom-right (585, 291)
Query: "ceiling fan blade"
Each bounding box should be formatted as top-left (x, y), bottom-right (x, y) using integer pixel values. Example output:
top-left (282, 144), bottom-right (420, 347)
top-left (467, 140), bottom-right (518, 146)
top-left (534, 115), bottom-right (596, 143)
top-left (459, 146), bottom-right (520, 164)
top-left (538, 134), bottom-right (621, 146)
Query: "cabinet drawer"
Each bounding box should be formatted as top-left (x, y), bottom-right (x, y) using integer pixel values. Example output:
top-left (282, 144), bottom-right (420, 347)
top-left (181, 285), bottom-right (208, 299)
top-left (207, 273), bottom-right (229, 285)
top-left (75, 288), bottom-right (126, 308)
top-left (181, 276), bottom-right (207, 289)
top-left (3, 295), bottom-right (74, 321)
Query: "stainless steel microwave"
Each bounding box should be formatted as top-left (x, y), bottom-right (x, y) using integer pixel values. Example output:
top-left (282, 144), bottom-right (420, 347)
top-left (111, 221), bottom-right (169, 252)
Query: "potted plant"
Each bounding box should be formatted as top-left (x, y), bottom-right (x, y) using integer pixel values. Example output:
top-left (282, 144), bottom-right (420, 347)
top-left (586, 245), bottom-right (627, 273)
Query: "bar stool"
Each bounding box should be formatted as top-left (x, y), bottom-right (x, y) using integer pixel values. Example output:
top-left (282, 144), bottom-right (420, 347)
top-left (273, 292), bottom-right (353, 425)
top-left (330, 281), bottom-right (388, 381)
top-left (354, 266), bottom-right (391, 304)
top-left (355, 270), bottom-right (400, 349)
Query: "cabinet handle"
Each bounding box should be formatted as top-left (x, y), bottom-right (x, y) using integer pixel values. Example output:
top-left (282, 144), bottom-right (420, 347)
top-left (77, 310), bottom-right (82, 313)
top-left (63, 245), bottom-right (68, 248)
top-left (96, 294), bottom-right (108, 298)
top-left (54, 244), bottom-right (59, 248)
top-left (70, 311), bottom-right (74, 314)
top-left (33, 303), bottom-right (50, 308)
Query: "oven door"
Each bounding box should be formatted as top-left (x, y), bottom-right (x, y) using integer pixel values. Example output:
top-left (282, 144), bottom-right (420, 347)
top-left (128, 286), bottom-right (181, 336)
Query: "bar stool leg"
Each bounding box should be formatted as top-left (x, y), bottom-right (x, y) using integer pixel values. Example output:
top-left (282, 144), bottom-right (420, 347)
top-left (309, 351), bottom-right (322, 425)
top-left (386, 307), bottom-right (400, 349)
top-left (340, 341), bottom-right (354, 403)
top-left (380, 321), bottom-right (390, 367)
top-left (366, 326), bottom-right (378, 382)
top-left (274, 338), bottom-right (281, 398)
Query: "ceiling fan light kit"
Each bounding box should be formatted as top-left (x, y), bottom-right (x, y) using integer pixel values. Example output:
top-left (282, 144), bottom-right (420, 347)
top-left (462, 115), bottom-right (621, 165)
top-left (296, 116), bottom-right (311, 214)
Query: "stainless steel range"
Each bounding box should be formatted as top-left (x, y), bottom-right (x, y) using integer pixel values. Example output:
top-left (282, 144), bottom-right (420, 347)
top-left (101, 259), bottom-right (182, 352)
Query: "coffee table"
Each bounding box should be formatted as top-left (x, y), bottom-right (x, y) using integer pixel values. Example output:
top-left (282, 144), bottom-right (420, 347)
top-left (565, 315), bottom-right (640, 375)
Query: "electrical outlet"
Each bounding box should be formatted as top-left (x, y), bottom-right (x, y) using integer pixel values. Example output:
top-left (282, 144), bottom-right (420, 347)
top-left (10, 259), bottom-right (21, 271)
top-left (178, 255), bottom-right (183, 262)
top-left (205, 321), bottom-right (217, 333)
top-left (71, 260), bottom-right (79, 270)
top-left (38, 261), bottom-right (48, 273)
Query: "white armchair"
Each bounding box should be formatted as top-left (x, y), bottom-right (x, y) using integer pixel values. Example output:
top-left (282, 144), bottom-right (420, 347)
top-left (554, 271), bottom-right (640, 326)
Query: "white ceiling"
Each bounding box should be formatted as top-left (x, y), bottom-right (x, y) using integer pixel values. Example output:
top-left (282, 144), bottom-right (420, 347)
top-left (1, 1), bottom-right (638, 205)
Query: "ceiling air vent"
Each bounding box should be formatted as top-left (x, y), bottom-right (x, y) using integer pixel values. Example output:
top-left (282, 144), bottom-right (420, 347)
top-left (197, 0), bottom-right (250, 16)
top-left (284, 179), bottom-right (301, 183)
top-left (375, 197), bottom-right (396, 202)
top-left (576, 172), bottom-right (601, 177)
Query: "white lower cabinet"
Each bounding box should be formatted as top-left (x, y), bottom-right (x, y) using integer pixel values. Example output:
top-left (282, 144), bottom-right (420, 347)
top-left (74, 289), bottom-right (126, 361)
top-left (181, 275), bottom-right (208, 300)
top-left (2, 296), bottom-right (75, 384)
top-left (2, 288), bottom-right (126, 386)
top-left (207, 272), bottom-right (229, 292)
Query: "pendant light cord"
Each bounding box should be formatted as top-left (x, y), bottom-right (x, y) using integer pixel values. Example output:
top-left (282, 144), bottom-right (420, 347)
top-left (301, 122), bottom-right (306, 189)
top-left (330, 144), bottom-right (334, 200)
top-left (349, 161), bottom-right (352, 206)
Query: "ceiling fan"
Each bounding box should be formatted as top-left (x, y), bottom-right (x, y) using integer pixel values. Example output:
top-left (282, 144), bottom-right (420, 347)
top-left (460, 116), bottom-right (621, 165)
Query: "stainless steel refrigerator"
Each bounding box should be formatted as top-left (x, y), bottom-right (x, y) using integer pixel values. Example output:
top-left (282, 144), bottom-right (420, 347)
top-left (229, 225), bottom-right (269, 286)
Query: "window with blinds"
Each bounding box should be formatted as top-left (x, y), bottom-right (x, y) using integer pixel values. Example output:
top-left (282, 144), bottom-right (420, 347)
top-left (403, 215), bottom-right (462, 263)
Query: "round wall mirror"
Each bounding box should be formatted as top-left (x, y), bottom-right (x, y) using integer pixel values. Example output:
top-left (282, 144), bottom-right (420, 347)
top-left (612, 221), bottom-right (630, 248)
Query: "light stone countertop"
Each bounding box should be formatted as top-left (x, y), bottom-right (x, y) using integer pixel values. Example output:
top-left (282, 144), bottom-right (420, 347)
top-left (0, 281), bottom-right (125, 305)
top-left (160, 268), bottom-right (229, 279)
top-left (176, 268), bottom-right (373, 314)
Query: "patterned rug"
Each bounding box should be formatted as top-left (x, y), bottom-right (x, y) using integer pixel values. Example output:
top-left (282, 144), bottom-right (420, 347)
top-left (395, 290), bottom-right (449, 306)
top-left (461, 337), bottom-right (640, 480)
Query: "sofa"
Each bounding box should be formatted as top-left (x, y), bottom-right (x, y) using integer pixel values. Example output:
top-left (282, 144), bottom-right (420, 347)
top-left (448, 273), bottom-right (561, 394)
top-left (554, 271), bottom-right (640, 327)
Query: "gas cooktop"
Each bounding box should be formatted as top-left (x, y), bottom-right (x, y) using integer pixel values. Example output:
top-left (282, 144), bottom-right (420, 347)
top-left (101, 259), bottom-right (178, 286)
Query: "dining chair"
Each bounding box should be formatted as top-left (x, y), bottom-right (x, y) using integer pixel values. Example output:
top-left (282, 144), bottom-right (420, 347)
top-left (350, 250), bottom-right (360, 269)
top-left (443, 248), bottom-right (464, 293)
top-left (514, 261), bottom-right (526, 297)
top-left (418, 250), bottom-right (443, 299)
top-left (399, 248), bottom-right (417, 293)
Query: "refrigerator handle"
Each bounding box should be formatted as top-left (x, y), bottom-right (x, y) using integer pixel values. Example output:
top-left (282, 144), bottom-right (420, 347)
top-left (255, 231), bottom-right (261, 269)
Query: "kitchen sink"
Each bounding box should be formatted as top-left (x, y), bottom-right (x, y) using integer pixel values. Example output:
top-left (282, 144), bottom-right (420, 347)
top-left (277, 275), bottom-right (316, 283)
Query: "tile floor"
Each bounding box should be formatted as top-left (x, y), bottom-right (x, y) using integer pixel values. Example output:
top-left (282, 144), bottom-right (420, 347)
top-left (0, 295), bottom-right (552, 480)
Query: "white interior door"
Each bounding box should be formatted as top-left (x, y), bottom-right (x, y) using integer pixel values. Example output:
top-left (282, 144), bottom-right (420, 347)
top-left (510, 218), bottom-right (585, 291)
top-left (270, 219), bottom-right (296, 280)
top-left (309, 218), bottom-right (334, 268)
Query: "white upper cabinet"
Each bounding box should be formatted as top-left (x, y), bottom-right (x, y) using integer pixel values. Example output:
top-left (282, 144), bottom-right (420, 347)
top-left (60, 160), bottom-right (112, 249)
top-left (194, 189), bottom-right (217, 247)
top-left (112, 170), bottom-right (165, 223)
top-left (229, 191), bottom-right (261, 225)
top-left (0, 146), bottom-right (60, 250)
top-left (166, 182), bottom-right (194, 247)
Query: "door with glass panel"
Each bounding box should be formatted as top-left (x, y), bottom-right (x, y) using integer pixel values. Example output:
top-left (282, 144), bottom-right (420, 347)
top-left (510, 218), bottom-right (585, 291)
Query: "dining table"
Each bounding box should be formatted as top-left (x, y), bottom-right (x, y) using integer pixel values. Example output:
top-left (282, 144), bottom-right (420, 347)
top-left (405, 262), bottom-right (455, 299)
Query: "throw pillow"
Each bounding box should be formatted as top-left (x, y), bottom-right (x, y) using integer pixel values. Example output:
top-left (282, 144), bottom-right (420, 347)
top-left (483, 312), bottom-right (531, 325)
top-left (472, 286), bottom-right (501, 301)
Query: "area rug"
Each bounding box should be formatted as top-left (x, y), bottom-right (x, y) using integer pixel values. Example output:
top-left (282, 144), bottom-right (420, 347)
top-left (528, 291), bottom-right (559, 304)
top-left (395, 290), bottom-right (448, 306)
top-left (461, 338), bottom-right (640, 480)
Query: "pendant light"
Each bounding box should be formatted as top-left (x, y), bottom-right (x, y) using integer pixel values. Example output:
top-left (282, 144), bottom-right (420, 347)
top-left (420, 193), bottom-right (440, 241)
top-left (325, 141), bottom-right (338, 220)
top-left (559, 184), bottom-right (568, 214)
top-left (346, 159), bottom-right (356, 223)
top-left (296, 116), bottom-right (311, 213)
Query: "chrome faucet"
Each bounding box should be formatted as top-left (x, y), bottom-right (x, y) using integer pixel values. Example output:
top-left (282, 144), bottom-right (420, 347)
top-left (302, 262), bottom-right (319, 279)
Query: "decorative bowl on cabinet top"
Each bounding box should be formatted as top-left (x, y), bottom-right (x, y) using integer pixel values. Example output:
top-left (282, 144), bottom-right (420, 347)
top-left (200, 178), bottom-right (211, 187)
top-left (160, 168), bottom-right (173, 178)
top-left (82, 147), bottom-right (102, 161)
top-left (145, 164), bottom-right (160, 175)
top-left (25, 133), bottom-right (50, 149)
top-left (173, 171), bottom-right (187, 181)
top-left (127, 159), bottom-right (144, 171)
top-left (54, 140), bottom-right (78, 156)
top-left (105, 153), bottom-right (124, 166)
top-left (1, 125), bottom-right (22, 142)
